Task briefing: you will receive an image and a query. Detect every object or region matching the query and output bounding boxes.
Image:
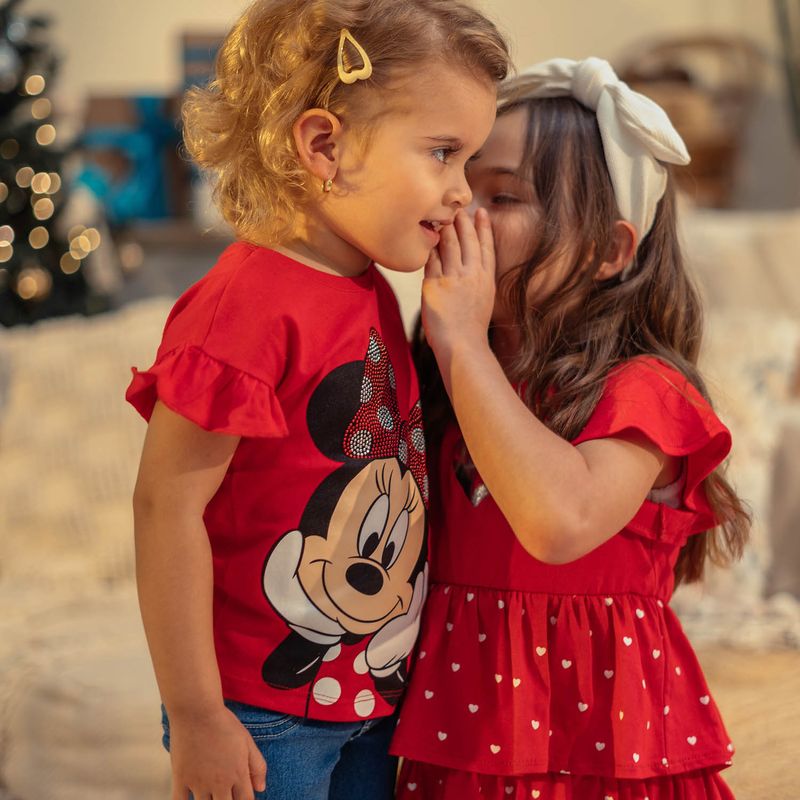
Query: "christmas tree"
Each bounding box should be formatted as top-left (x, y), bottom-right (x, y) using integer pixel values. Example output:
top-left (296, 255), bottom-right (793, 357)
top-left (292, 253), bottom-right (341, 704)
top-left (0, 0), bottom-right (106, 325)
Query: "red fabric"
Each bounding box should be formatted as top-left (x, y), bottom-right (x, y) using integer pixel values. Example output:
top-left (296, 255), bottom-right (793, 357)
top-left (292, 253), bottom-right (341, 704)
top-left (391, 358), bottom-right (735, 781)
top-left (127, 344), bottom-right (288, 438)
top-left (126, 243), bottom-right (428, 722)
top-left (397, 759), bottom-right (736, 800)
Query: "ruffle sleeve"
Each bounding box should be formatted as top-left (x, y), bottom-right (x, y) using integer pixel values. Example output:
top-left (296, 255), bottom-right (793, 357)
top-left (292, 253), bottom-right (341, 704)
top-left (125, 344), bottom-right (288, 438)
top-left (572, 358), bottom-right (731, 540)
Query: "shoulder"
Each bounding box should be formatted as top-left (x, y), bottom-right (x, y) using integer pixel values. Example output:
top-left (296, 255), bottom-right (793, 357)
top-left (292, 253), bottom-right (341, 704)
top-left (575, 356), bottom-right (730, 461)
top-left (160, 243), bottom-right (278, 341)
top-left (606, 356), bottom-right (697, 397)
top-left (602, 356), bottom-right (713, 423)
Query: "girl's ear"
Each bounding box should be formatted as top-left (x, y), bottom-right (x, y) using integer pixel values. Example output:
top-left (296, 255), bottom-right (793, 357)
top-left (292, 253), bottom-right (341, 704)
top-left (594, 220), bottom-right (637, 281)
top-left (292, 109), bottom-right (344, 186)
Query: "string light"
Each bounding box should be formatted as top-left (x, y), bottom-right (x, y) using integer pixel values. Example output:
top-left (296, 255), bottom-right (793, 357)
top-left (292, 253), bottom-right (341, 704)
top-left (16, 265), bottom-right (52, 301)
top-left (70, 234), bottom-right (91, 258)
top-left (29, 226), bottom-right (49, 249)
top-left (15, 166), bottom-right (33, 187)
top-left (0, 183), bottom-right (7, 202)
top-left (35, 124), bottom-right (56, 146)
top-left (0, 243), bottom-right (12, 263)
top-left (47, 173), bottom-right (61, 193)
top-left (31, 98), bottom-right (51, 120)
top-left (119, 241), bottom-right (144, 273)
top-left (0, 225), bottom-right (14, 245)
top-left (30, 172), bottom-right (51, 194)
top-left (24, 74), bottom-right (45, 96)
top-left (33, 197), bottom-right (54, 220)
top-left (68, 224), bottom-right (85, 240)
top-left (60, 253), bottom-right (80, 274)
top-left (84, 228), bottom-right (101, 250)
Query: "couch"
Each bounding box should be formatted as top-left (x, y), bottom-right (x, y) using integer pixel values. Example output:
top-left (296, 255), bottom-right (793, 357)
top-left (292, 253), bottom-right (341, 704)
top-left (0, 207), bottom-right (798, 799)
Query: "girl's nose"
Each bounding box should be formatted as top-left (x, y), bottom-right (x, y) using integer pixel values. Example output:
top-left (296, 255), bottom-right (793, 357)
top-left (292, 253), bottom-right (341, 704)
top-left (447, 171), bottom-right (473, 210)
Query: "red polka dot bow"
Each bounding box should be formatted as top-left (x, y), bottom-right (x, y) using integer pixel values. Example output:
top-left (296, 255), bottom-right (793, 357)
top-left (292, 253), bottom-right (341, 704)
top-left (344, 329), bottom-right (428, 505)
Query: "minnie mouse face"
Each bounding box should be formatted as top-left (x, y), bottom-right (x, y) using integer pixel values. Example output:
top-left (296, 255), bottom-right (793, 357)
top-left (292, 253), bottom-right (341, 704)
top-left (261, 328), bottom-right (428, 700)
top-left (298, 457), bottom-right (425, 636)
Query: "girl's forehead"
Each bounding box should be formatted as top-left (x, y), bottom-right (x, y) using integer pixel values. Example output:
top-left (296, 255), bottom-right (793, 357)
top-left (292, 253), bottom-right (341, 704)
top-left (385, 64), bottom-right (497, 134)
top-left (477, 107), bottom-right (528, 169)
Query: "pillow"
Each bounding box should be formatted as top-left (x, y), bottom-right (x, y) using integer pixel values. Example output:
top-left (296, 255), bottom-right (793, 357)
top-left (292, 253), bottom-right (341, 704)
top-left (672, 308), bottom-right (800, 647)
top-left (0, 298), bottom-right (173, 590)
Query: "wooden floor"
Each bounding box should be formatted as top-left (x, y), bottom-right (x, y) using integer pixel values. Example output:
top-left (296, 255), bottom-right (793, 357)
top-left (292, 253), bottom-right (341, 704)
top-left (697, 647), bottom-right (800, 800)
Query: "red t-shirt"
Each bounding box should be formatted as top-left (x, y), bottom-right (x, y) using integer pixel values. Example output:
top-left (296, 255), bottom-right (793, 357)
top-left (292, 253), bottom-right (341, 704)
top-left (127, 243), bottom-right (428, 721)
top-left (391, 357), bottom-right (735, 778)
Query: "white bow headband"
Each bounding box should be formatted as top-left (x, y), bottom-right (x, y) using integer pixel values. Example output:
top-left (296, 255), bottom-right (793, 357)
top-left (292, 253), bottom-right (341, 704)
top-left (514, 57), bottom-right (690, 277)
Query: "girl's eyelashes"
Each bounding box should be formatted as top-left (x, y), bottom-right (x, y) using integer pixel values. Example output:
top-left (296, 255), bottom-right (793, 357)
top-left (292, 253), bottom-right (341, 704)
top-left (491, 194), bottom-right (521, 205)
top-left (432, 145), bottom-right (462, 164)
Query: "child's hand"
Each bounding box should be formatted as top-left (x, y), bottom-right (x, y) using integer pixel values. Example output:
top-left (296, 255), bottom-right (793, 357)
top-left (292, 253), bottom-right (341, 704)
top-left (168, 705), bottom-right (266, 800)
top-left (421, 208), bottom-right (496, 363)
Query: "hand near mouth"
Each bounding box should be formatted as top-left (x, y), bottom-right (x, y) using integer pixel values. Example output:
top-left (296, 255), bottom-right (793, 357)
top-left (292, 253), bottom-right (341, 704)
top-left (421, 208), bottom-right (496, 368)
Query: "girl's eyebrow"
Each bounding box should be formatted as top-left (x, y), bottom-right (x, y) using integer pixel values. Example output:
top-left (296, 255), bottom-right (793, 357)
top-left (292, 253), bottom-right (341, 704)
top-left (470, 164), bottom-right (527, 179)
top-left (424, 136), bottom-right (463, 147)
top-left (488, 166), bottom-right (523, 177)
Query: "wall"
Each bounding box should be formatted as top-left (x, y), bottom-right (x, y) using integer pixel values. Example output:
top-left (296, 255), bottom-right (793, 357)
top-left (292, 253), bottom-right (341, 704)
top-left (26, 0), bottom-right (800, 207)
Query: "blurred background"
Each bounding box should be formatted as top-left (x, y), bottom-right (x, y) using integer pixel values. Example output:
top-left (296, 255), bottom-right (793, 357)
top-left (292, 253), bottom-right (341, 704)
top-left (0, 0), bottom-right (798, 798)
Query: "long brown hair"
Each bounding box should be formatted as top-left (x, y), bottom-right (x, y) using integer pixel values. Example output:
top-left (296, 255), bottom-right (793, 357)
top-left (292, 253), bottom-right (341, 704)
top-left (416, 91), bottom-right (750, 585)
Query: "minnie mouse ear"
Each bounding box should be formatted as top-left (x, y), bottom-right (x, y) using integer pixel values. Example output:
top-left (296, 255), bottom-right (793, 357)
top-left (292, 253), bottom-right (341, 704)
top-left (306, 360), bottom-right (365, 463)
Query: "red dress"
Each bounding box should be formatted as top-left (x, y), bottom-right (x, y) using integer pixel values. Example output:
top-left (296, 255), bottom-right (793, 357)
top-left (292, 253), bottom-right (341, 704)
top-left (126, 243), bottom-right (429, 722)
top-left (391, 358), bottom-right (736, 799)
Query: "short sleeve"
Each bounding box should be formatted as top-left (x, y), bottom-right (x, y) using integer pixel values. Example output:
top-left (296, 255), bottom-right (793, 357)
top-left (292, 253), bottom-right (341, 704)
top-left (125, 344), bottom-right (288, 438)
top-left (124, 243), bottom-right (289, 438)
top-left (573, 358), bottom-right (731, 539)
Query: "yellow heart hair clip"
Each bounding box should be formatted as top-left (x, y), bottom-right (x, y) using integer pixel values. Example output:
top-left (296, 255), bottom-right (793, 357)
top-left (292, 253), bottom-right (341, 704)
top-left (337, 29), bottom-right (373, 85)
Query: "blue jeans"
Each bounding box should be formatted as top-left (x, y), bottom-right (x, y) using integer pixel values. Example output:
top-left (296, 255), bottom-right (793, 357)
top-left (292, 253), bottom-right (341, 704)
top-left (161, 700), bottom-right (398, 800)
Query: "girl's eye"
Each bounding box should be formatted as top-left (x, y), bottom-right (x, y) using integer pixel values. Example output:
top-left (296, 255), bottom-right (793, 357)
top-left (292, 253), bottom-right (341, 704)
top-left (492, 194), bottom-right (519, 205)
top-left (432, 147), bottom-right (460, 164)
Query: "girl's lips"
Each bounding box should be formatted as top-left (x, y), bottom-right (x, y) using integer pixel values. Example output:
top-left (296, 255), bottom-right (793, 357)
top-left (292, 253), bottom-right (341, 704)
top-left (420, 221), bottom-right (441, 244)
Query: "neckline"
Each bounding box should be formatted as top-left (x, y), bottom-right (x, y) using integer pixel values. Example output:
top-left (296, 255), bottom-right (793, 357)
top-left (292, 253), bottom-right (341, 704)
top-left (242, 242), bottom-right (377, 292)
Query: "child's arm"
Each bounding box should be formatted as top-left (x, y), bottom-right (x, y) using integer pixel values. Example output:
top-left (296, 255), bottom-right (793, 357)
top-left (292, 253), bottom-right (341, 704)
top-left (133, 401), bottom-right (266, 800)
top-left (423, 211), bottom-right (673, 565)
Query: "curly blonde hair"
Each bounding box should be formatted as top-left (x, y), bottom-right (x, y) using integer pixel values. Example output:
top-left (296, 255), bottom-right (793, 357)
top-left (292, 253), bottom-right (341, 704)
top-left (182, 0), bottom-right (510, 245)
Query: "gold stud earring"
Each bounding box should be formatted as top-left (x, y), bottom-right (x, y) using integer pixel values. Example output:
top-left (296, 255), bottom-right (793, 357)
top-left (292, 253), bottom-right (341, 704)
top-left (323, 178), bottom-right (333, 193)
